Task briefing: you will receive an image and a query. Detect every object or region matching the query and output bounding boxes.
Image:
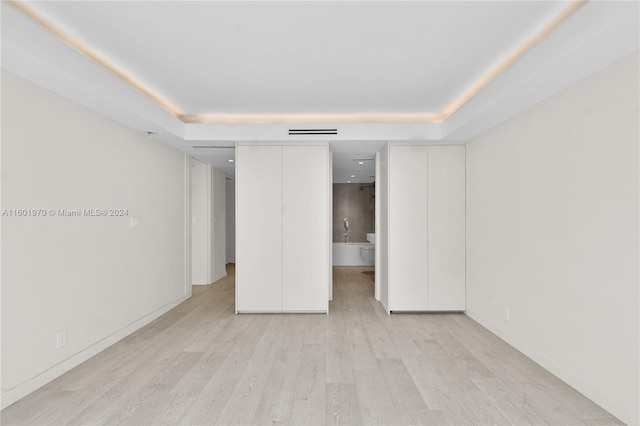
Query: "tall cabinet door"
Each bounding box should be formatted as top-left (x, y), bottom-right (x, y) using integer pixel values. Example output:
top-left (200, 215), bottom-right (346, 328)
top-left (427, 146), bottom-right (466, 310)
top-left (282, 146), bottom-right (328, 311)
top-left (236, 145), bottom-right (283, 312)
top-left (389, 145), bottom-right (429, 311)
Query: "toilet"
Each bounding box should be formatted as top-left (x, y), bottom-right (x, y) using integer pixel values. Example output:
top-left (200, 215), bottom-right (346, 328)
top-left (359, 243), bottom-right (375, 264)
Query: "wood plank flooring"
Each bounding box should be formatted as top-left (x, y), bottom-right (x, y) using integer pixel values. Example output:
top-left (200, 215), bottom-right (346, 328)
top-left (1, 265), bottom-right (623, 425)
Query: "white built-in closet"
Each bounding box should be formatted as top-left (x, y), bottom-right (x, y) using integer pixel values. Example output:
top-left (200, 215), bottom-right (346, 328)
top-left (236, 144), bottom-right (330, 313)
top-left (379, 144), bottom-right (466, 312)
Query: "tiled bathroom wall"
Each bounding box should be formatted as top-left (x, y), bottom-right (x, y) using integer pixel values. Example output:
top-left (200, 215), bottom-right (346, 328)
top-left (333, 183), bottom-right (375, 243)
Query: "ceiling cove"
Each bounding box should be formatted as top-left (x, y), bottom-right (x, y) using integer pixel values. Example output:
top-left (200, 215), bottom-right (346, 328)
top-left (6, 0), bottom-right (586, 125)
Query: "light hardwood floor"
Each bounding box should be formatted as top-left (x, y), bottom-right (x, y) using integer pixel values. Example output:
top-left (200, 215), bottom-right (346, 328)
top-left (1, 265), bottom-right (622, 425)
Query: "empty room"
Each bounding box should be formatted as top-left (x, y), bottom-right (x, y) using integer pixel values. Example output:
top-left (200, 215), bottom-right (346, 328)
top-left (1, 1), bottom-right (638, 425)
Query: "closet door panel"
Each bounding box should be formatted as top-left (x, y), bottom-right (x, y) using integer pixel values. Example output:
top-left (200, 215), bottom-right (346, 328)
top-left (282, 146), bottom-right (328, 311)
top-left (236, 145), bottom-right (283, 311)
top-left (388, 145), bottom-right (429, 311)
top-left (427, 145), bottom-right (466, 310)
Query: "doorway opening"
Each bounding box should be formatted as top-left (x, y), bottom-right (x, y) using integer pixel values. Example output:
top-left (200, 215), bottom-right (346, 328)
top-left (331, 152), bottom-right (377, 301)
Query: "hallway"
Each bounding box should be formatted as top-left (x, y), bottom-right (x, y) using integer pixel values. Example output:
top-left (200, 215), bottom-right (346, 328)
top-left (1, 266), bottom-right (620, 425)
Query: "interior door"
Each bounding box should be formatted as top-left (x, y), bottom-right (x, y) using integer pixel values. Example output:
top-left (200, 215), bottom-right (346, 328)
top-left (427, 145), bottom-right (466, 310)
top-left (282, 145), bottom-right (328, 311)
top-left (389, 145), bottom-right (429, 311)
top-left (236, 145), bottom-right (283, 312)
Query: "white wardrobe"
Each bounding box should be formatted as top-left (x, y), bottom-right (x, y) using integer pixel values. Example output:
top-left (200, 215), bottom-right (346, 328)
top-left (236, 144), bottom-right (330, 313)
top-left (380, 144), bottom-right (466, 312)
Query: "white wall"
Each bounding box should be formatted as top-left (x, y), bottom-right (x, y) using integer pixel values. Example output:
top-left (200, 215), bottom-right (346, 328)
top-left (1, 71), bottom-right (189, 408)
top-left (466, 51), bottom-right (639, 425)
top-left (191, 160), bottom-right (226, 285)
top-left (190, 158), bottom-right (209, 284)
top-left (374, 153), bottom-right (380, 301)
top-left (377, 145), bottom-right (389, 312)
top-left (225, 179), bottom-right (235, 264)
top-left (212, 168), bottom-right (226, 279)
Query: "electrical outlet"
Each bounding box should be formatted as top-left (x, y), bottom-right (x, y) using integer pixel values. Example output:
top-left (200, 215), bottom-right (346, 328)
top-left (503, 308), bottom-right (510, 322)
top-left (56, 330), bottom-right (67, 348)
top-left (130, 216), bottom-right (140, 229)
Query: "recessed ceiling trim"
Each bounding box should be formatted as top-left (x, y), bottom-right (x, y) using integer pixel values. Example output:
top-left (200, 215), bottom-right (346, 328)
top-left (440, 0), bottom-right (588, 119)
top-left (6, 0), bottom-right (186, 118)
top-left (9, 0), bottom-right (586, 125)
top-left (180, 113), bottom-right (445, 124)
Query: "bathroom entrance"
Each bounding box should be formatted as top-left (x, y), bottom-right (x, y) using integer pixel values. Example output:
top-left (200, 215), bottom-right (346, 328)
top-left (331, 152), bottom-right (377, 299)
top-left (333, 182), bottom-right (375, 263)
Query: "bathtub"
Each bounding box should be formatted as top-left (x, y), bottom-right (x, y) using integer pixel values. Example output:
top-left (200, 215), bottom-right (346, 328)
top-left (332, 242), bottom-right (375, 266)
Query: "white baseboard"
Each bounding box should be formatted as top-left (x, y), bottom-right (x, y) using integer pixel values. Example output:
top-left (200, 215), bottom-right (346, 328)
top-left (464, 309), bottom-right (634, 425)
top-left (0, 295), bottom-right (189, 410)
top-left (192, 271), bottom-right (227, 286)
top-left (212, 271), bottom-right (227, 283)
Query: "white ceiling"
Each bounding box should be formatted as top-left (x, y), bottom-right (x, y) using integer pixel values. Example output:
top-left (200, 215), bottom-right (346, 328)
top-left (22, 1), bottom-right (569, 115)
top-left (332, 151), bottom-right (377, 184)
top-left (1, 1), bottom-right (638, 182)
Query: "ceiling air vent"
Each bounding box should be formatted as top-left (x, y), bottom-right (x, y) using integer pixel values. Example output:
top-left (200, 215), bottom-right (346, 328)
top-left (288, 128), bottom-right (337, 136)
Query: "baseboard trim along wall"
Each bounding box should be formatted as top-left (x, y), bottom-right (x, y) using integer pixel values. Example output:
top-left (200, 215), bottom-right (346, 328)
top-left (212, 271), bottom-right (228, 283)
top-left (0, 295), bottom-right (189, 410)
top-left (192, 271), bottom-right (227, 286)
